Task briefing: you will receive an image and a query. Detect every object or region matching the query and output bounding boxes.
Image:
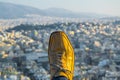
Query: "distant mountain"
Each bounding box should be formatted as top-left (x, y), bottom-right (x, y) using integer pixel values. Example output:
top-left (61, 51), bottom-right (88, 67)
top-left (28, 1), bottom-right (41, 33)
top-left (0, 2), bottom-right (107, 19)
top-left (0, 2), bottom-right (45, 19)
top-left (44, 8), bottom-right (106, 18)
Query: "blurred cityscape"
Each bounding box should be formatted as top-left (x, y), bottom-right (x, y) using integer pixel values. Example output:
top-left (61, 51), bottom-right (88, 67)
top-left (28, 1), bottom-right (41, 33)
top-left (0, 16), bottom-right (120, 80)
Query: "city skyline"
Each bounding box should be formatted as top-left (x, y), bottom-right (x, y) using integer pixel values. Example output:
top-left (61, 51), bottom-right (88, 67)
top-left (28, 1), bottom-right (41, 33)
top-left (0, 0), bottom-right (120, 17)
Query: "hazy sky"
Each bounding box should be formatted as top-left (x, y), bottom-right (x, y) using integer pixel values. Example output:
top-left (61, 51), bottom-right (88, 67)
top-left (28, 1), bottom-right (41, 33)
top-left (0, 0), bottom-right (120, 16)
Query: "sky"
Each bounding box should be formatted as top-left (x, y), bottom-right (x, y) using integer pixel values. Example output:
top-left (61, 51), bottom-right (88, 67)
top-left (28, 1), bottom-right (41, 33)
top-left (0, 0), bottom-right (120, 16)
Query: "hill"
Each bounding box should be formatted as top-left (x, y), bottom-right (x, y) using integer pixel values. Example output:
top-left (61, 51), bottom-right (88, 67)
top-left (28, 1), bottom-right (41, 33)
top-left (0, 2), bottom-right (45, 19)
top-left (0, 2), bottom-right (107, 19)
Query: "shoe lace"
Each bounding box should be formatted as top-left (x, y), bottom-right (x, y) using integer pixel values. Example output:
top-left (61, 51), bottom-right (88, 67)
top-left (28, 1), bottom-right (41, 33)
top-left (50, 52), bottom-right (72, 80)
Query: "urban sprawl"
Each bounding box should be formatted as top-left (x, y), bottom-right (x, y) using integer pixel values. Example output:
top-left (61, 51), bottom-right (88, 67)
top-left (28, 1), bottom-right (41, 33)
top-left (0, 16), bottom-right (120, 80)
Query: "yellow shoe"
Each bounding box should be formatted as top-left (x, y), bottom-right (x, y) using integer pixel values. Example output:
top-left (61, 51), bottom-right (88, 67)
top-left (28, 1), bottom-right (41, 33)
top-left (48, 31), bottom-right (74, 80)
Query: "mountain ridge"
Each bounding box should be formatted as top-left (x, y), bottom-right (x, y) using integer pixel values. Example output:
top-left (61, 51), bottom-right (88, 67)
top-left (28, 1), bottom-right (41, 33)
top-left (0, 2), bottom-right (45, 19)
top-left (0, 2), bottom-right (110, 19)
